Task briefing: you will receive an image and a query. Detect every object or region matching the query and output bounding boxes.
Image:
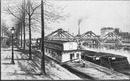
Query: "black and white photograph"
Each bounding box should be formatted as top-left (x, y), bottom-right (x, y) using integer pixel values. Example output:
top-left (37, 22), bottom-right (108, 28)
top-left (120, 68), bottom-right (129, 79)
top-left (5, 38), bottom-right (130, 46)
top-left (1, 0), bottom-right (130, 80)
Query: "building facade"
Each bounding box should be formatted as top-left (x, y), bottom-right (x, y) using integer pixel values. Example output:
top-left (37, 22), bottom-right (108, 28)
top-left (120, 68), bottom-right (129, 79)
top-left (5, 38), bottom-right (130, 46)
top-left (101, 27), bottom-right (114, 37)
top-left (44, 40), bottom-right (82, 62)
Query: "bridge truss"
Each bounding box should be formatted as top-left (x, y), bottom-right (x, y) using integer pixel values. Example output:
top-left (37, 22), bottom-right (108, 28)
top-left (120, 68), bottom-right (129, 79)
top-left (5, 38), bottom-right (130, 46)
top-left (45, 28), bottom-right (76, 41)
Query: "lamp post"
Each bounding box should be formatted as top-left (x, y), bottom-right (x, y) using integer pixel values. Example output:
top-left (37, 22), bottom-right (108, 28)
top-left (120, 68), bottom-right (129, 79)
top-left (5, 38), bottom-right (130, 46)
top-left (10, 27), bottom-right (15, 64)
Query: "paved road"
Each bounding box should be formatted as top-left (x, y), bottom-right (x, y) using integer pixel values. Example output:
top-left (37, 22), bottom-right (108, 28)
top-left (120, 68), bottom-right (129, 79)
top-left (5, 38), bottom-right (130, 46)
top-left (1, 47), bottom-right (82, 80)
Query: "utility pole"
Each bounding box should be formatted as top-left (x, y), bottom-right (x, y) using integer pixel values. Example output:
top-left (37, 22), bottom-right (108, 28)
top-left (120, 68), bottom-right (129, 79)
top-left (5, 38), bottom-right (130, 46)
top-left (41, 0), bottom-right (46, 74)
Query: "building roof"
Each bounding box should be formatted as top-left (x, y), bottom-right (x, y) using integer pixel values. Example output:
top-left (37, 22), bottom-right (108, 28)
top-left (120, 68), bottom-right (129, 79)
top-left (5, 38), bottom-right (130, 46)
top-left (45, 40), bottom-right (75, 45)
top-left (44, 44), bottom-right (63, 51)
top-left (45, 28), bottom-right (75, 41)
top-left (101, 27), bottom-right (114, 30)
top-left (82, 50), bottom-right (126, 58)
top-left (62, 49), bottom-right (87, 53)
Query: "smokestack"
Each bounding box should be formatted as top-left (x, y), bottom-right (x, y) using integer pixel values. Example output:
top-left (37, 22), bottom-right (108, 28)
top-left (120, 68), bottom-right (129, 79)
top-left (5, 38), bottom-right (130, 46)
top-left (77, 17), bottom-right (87, 35)
top-left (78, 18), bottom-right (83, 35)
top-left (78, 25), bottom-right (80, 35)
top-left (78, 19), bottom-right (83, 26)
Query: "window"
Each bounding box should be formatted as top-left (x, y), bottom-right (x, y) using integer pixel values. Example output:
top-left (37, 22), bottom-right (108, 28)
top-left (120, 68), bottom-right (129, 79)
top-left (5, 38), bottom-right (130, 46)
top-left (49, 49), bottom-right (51, 53)
top-left (72, 53), bottom-right (74, 57)
top-left (70, 53), bottom-right (74, 60)
top-left (46, 48), bottom-right (48, 53)
top-left (76, 53), bottom-right (79, 59)
top-left (50, 50), bottom-right (52, 53)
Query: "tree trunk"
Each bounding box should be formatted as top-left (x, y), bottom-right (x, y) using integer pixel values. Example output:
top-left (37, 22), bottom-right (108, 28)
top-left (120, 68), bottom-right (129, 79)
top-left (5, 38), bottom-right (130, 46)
top-left (41, 0), bottom-right (46, 74)
top-left (23, 0), bottom-right (26, 50)
top-left (28, 0), bottom-right (32, 60)
top-left (17, 31), bottom-right (20, 46)
top-left (18, 24), bottom-right (21, 46)
top-left (0, 0), bottom-right (1, 53)
top-left (21, 22), bottom-right (22, 48)
top-left (1, 26), bottom-right (3, 39)
top-left (18, 33), bottom-right (20, 46)
top-left (23, 20), bottom-right (26, 50)
top-left (28, 17), bottom-right (32, 60)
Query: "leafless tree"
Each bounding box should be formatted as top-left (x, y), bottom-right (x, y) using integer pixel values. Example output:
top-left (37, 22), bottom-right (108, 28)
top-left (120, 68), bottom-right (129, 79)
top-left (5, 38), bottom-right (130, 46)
top-left (1, 20), bottom-right (6, 38)
top-left (25, 0), bottom-right (41, 60)
top-left (4, 0), bottom-right (69, 61)
top-left (4, 0), bottom-right (27, 49)
top-left (0, 0), bottom-right (1, 52)
top-left (41, 0), bottom-right (45, 75)
top-left (1, 21), bottom-right (11, 38)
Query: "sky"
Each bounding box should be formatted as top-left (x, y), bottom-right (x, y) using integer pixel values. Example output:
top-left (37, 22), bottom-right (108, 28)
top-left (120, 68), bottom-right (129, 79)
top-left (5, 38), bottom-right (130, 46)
top-left (2, 0), bottom-right (130, 38)
top-left (49, 0), bottom-right (130, 36)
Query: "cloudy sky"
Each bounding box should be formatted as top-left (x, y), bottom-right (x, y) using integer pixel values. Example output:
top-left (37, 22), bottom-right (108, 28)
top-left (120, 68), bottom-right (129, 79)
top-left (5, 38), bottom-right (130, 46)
top-left (49, 0), bottom-right (130, 36)
top-left (2, 0), bottom-right (130, 38)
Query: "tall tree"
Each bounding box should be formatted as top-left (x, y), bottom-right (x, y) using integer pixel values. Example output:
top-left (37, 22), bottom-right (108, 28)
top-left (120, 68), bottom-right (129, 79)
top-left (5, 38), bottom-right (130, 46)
top-left (41, 0), bottom-right (45, 74)
top-left (0, 0), bottom-right (1, 53)
top-left (25, 0), bottom-right (41, 60)
top-left (20, 21), bottom-right (23, 47)
top-left (4, 0), bottom-right (41, 59)
top-left (4, 0), bottom-right (27, 48)
top-left (4, 0), bottom-right (69, 60)
top-left (1, 20), bottom-right (6, 38)
top-left (1, 25), bottom-right (12, 38)
top-left (28, 0), bottom-right (32, 59)
top-left (23, 0), bottom-right (26, 50)
top-left (1, 20), bottom-right (8, 37)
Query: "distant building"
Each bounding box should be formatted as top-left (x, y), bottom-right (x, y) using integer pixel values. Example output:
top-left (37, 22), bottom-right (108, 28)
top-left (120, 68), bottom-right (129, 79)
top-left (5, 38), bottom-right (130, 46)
top-left (102, 32), bottom-right (122, 49)
top-left (101, 27), bottom-right (114, 37)
top-left (114, 28), bottom-right (130, 43)
top-left (101, 27), bottom-right (130, 50)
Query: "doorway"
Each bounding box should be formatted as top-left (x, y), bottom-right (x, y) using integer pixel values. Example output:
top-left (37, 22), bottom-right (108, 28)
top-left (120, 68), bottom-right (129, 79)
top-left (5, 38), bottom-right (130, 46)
top-left (70, 53), bottom-right (74, 60)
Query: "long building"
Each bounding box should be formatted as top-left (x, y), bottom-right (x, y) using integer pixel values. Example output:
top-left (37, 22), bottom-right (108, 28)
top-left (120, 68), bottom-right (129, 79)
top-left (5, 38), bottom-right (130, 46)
top-left (36, 28), bottom-right (83, 62)
top-left (44, 40), bottom-right (83, 62)
top-left (101, 27), bottom-right (130, 50)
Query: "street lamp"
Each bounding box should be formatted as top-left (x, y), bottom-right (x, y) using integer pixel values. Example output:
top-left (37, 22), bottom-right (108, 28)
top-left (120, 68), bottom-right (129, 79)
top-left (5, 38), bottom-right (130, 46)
top-left (10, 27), bottom-right (15, 64)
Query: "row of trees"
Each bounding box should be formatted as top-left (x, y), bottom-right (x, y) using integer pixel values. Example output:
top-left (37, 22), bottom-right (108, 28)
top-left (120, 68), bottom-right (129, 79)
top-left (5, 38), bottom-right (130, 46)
top-left (1, 20), bottom-right (12, 38)
top-left (3, 0), bottom-right (69, 74)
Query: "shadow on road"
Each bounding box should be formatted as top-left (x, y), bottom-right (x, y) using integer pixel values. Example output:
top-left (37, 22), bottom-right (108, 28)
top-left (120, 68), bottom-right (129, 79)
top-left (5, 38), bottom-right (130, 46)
top-left (2, 63), bottom-right (14, 65)
top-left (14, 59), bottom-right (30, 60)
top-left (2, 49), bottom-right (12, 51)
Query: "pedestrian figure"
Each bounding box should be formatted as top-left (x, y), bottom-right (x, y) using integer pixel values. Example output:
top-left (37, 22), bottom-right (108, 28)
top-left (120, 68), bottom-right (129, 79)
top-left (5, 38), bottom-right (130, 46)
top-left (6, 39), bottom-right (10, 47)
top-left (82, 60), bottom-right (85, 68)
